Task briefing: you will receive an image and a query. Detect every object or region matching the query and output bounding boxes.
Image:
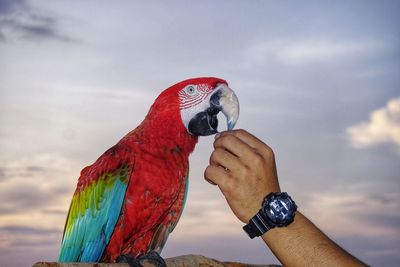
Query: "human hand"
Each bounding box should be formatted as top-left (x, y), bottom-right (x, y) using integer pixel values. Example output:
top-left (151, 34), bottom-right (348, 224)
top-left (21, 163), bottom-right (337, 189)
top-left (204, 129), bottom-right (280, 223)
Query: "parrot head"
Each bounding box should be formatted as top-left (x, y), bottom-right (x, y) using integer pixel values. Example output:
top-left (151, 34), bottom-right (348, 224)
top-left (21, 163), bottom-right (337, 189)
top-left (139, 77), bottom-right (239, 153)
top-left (151, 77), bottom-right (239, 136)
top-left (179, 77), bottom-right (239, 136)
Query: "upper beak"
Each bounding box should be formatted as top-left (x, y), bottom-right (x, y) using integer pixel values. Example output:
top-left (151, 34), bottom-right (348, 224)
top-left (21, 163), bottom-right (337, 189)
top-left (210, 83), bottom-right (240, 131)
top-left (188, 83), bottom-right (240, 136)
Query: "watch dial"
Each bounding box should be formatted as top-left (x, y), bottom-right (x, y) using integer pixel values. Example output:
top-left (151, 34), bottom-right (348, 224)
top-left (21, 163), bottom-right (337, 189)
top-left (265, 198), bottom-right (293, 223)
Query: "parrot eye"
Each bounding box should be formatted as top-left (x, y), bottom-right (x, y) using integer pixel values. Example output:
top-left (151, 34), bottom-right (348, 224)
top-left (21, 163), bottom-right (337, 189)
top-left (185, 85), bottom-right (196, 95)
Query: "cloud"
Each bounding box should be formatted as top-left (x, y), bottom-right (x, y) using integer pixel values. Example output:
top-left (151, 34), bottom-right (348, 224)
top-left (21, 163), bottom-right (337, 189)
top-left (0, 0), bottom-right (24, 15)
top-left (303, 192), bottom-right (400, 238)
top-left (0, 153), bottom-right (76, 225)
top-left (0, 165), bottom-right (46, 183)
top-left (245, 39), bottom-right (383, 66)
top-left (335, 234), bottom-right (400, 266)
top-left (0, 153), bottom-right (76, 264)
top-left (0, 225), bottom-right (59, 236)
top-left (347, 97), bottom-right (400, 148)
top-left (0, 168), bottom-right (5, 181)
top-left (302, 192), bottom-right (400, 265)
top-left (0, 225), bottom-right (60, 252)
top-left (0, 181), bottom-right (70, 215)
top-left (276, 41), bottom-right (380, 65)
top-left (0, 0), bottom-right (73, 43)
top-left (0, 225), bottom-right (62, 265)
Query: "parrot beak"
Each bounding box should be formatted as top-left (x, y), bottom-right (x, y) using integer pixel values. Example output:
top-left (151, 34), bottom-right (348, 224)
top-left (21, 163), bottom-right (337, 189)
top-left (188, 83), bottom-right (239, 136)
top-left (211, 83), bottom-right (240, 131)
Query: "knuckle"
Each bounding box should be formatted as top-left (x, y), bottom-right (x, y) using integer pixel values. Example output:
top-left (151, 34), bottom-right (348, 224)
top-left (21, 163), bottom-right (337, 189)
top-left (239, 165), bottom-right (250, 178)
top-left (210, 151), bottom-right (216, 162)
top-left (210, 148), bottom-right (222, 162)
top-left (215, 147), bottom-right (225, 156)
top-left (204, 167), bottom-right (217, 186)
top-left (210, 150), bottom-right (219, 163)
top-left (213, 138), bottom-right (219, 148)
top-left (252, 153), bottom-right (264, 167)
top-left (264, 145), bottom-right (275, 159)
top-left (204, 165), bottom-right (212, 178)
top-left (219, 134), bottom-right (235, 146)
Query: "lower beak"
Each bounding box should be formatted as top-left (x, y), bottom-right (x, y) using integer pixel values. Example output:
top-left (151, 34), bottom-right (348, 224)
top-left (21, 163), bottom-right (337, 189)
top-left (188, 84), bottom-right (240, 136)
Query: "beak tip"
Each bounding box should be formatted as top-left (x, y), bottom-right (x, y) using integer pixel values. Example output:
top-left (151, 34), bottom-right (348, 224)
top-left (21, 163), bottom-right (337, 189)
top-left (227, 120), bottom-right (236, 131)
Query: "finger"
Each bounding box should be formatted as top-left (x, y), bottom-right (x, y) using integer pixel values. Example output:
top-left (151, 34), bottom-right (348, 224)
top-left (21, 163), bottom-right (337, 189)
top-left (230, 129), bottom-right (274, 160)
top-left (230, 129), bottom-right (267, 149)
top-left (210, 148), bottom-right (243, 173)
top-left (214, 134), bottom-right (259, 167)
top-left (204, 165), bottom-right (229, 187)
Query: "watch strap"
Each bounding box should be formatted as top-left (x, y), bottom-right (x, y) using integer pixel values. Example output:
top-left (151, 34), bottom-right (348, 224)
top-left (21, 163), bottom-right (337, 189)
top-left (243, 212), bottom-right (273, 239)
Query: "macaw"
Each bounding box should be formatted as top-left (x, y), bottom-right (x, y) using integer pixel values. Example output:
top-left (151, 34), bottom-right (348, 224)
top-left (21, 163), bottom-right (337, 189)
top-left (58, 77), bottom-right (239, 266)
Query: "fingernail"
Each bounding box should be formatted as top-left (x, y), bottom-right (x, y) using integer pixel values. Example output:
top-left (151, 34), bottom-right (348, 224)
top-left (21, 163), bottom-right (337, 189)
top-left (215, 133), bottom-right (221, 139)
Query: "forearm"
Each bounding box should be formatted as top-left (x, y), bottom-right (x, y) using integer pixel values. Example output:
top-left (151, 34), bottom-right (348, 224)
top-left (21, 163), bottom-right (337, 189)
top-left (262, 211), bottom-right (367, 267)
top-left (205, 130), bottom-right (366, 266)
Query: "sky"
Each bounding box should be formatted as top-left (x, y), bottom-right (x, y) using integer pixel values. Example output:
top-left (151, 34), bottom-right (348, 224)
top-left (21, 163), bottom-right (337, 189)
top-left (0, 0), bottom-right (399, 266)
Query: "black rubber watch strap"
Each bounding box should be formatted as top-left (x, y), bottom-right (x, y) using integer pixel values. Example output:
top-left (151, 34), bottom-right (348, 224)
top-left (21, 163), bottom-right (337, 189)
top-left (243, 213), bottom-right (273, 239)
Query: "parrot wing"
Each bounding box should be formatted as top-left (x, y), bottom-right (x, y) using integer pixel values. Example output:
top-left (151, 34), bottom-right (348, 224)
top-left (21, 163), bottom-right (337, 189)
top-left (149, 167), bottom-right (189, 253)
top-left (59, 145), bottom-right (134, 262)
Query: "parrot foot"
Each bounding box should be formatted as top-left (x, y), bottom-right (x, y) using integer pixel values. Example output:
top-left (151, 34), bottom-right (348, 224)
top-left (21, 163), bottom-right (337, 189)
top-left (116, 254), bottom-right (142, 267)
top-left (117, 252), bottom-right (166, 267)
top-left (138, 251), bottom-right (167, 267)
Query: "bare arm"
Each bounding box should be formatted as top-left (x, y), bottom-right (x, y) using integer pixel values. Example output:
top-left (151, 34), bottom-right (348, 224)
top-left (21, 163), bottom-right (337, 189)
top-left (262, 211), bottom-right (365, 266)
top-left (204, 129), bottom-right (366, 267)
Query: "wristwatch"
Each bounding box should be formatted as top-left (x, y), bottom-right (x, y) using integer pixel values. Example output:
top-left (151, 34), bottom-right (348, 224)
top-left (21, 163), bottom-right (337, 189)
top-left (243, 192), bottom-right (297, 239)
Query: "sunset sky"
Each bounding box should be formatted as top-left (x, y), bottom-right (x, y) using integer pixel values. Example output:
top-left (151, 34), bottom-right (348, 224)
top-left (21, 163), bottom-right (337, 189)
top-left (0, 1), bottom-right (399, 266)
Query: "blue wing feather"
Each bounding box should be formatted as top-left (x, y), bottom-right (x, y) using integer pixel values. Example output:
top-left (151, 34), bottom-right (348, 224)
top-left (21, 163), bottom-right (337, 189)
top-left (59, 163), bottom-right (131, 262)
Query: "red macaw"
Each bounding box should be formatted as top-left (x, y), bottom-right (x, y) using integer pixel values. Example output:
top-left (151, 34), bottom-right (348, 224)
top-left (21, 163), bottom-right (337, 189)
top-left (58, 77), bottom-right (239, 266)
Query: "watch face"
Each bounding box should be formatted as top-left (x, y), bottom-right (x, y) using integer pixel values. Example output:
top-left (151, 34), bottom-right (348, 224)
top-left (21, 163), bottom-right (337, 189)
top-left (263, 193), bottom-right (296, 226)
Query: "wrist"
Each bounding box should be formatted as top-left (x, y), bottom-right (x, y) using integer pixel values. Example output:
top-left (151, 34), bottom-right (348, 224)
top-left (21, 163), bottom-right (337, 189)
top-left (243, 187), bottom-right (281, 223)
top-left (262, 210), bottom-right (300, 237)
top-left (243, 192), bottom-right (297, 239)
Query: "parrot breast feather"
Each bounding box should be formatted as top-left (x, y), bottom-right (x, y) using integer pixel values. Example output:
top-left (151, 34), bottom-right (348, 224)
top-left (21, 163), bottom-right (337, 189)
top-left (59, 158), bottom-right (133, 262)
